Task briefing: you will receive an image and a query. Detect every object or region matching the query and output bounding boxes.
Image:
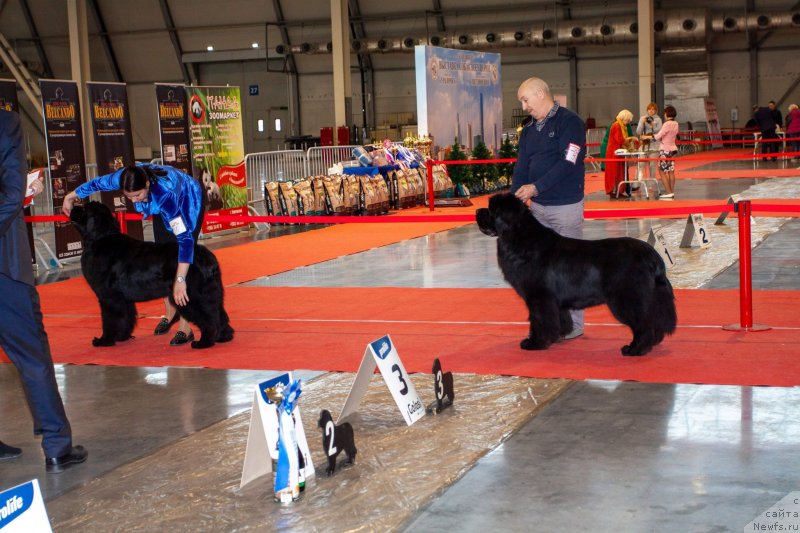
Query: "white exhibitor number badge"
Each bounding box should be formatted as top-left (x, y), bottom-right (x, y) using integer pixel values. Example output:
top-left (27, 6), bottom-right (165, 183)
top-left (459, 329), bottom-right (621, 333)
top-left (239, 372), bottom-right (315, 489)
top-left (0, 479), bottom-right (52, 533)
top-left (338, 334), bottom-right (424, 426)
top-left (169, 216), bottom-right (188, 235)
top-left (565, 143), bottom-right (580, 164)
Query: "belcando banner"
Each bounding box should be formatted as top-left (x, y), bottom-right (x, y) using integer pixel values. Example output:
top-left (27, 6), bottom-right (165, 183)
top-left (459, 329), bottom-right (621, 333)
top-left (185, 85), bottom-right (248, 234)
top-left (86, 81), bottom-right (143, 240)
top-left (39, 79), bottom-right (86, 259)
top-left (414, 45), bottom-right (503, 159)
top-left (0, 79), bottom-right (34, 265)
top-left (155, 83), bottom-right (191, 174)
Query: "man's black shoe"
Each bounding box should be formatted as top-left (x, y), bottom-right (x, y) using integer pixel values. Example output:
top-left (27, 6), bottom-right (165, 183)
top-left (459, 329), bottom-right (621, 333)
top-left (0, 441), bottom-right (22, 461)
top-left (45, 445), bottom-right (88, 473)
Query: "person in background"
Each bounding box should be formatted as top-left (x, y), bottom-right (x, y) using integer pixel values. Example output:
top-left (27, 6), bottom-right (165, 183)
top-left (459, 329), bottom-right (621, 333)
top-left (636, 102), bottom-right (663, 149)
top-left (62, 164), bottom-right (205, 346)
top-left (785, 104), bottom-right (800, 160)
top-left (604, 109), bottom-right (635, 198)
top-left (768, 100), bottom-right (783, 129)
top-left (0, 108), bottom-right (87, 472)
top-left (653, 105), bottom-right (679, 199)
top-left (754, 104), bottom-right (779, 162)
top-left (511, 76), bottom-right (586, 341)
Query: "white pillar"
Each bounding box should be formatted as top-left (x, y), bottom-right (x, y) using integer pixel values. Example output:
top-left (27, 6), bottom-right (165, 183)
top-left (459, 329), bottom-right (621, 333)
top-left (331, 0), bottom-right (352, 134)
top-left (637, 0), bottom-right (655, 115)
top-left (67, 0), bottom-right (95, 164)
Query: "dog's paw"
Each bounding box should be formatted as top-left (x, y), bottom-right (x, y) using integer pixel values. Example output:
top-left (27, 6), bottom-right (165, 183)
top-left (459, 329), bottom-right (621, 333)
top-left (217, 326), bottom-right (234, 343)
top-left (191, 339), bottom-right (215, 349)
top-left (520, 337), bottom-right (549, 350)
top-left (621, 344), bottom-right (648, 356)
top-left (92, 336), bottom-right (115, 347)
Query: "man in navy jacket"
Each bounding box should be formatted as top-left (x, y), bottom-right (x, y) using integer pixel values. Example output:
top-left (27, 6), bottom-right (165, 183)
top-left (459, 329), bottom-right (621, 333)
top-left (511, 77), bottom-right (587, 340)
top-left (0, 109), bottom-right (87, 472)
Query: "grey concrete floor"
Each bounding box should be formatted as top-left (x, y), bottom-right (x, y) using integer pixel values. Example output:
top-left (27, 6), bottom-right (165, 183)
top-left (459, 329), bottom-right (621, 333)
top-left (3, 163), bottom-right (799, 531)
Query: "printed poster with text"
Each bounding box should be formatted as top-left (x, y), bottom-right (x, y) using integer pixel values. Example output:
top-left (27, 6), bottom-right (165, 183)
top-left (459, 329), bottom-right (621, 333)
top-left (185, 86), bottom-right (247, 234)
top-left (87, 81), bottom-right (143, 240)
top-left (39, 79), bottom-right (87, 259)
top-left (415, 45), bottom-right (502, 159)
top-left (155, 83), bottom-right (191, 175)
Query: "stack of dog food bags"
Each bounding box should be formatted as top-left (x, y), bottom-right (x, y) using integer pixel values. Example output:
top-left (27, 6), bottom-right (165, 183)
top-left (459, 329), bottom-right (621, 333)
top-left (265, 182), bottom-right (283, 216)
top-left (370, 175), bottom-right (390, 214)
top-left (311, 177), bottom-right (328, 215)
top-left (278, 182), bottom-right (299, 219)
top-left (323, 176), bottom-right (346, 215)
top-left (358, 175), bottom-right (381, 215)
top-left (292, 179), bottom-right (316, 216)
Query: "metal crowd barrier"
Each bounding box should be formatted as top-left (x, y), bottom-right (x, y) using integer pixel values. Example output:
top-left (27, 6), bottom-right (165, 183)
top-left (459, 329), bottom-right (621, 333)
top-left (585, 127), bottom-right (607, 171)
top-left (306, 145), bottom-right (359, 176)
top-left (243, 150), bottom-right (308, 230)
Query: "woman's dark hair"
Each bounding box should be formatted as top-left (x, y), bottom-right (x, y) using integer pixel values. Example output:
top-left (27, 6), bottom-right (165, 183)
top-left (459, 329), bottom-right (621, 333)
top-left (119, 165), bottom-right (167, 192)
top-left (664, 105), bottom-right (677, 119)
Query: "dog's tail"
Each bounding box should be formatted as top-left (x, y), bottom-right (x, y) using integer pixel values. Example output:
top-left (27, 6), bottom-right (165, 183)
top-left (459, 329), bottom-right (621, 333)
top-left (652, 264), bottom-right (678, 343)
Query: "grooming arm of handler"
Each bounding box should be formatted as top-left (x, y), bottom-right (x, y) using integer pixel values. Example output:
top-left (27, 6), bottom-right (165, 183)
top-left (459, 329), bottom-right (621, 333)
top-left (63, 171), bottom-right (123, 215)
top-left (530, 118), bottom-right (586, 195)
top-left (0, 114), bottom-right (26, 238)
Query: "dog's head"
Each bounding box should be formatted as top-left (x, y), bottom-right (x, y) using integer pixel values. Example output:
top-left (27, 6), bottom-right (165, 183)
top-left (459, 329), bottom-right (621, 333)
top-left (70, 201), bottom-right (120, 242)
top-left (476, 193), bottom-right (530, 237)
top-left (318, 409), bottom-right (333, 429)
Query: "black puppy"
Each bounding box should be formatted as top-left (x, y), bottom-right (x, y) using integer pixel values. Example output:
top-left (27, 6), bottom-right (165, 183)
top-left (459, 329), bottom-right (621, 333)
top-left (70, 201), bottom-right (234, 349)
top-left (476, 193), bottom-right (676, 356)
top-left (317, 409), bottom-right (356, 476)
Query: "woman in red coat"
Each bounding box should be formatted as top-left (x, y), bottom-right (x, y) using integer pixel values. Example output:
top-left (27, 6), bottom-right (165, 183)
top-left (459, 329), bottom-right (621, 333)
top-left (604, 109), bottom-right (635, 197)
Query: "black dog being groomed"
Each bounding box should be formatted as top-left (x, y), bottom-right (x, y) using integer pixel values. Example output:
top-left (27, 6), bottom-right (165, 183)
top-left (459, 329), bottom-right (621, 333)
top-left (476, 193), bottom-right (676, 356)
top-left (70, 201), bottom-right (234, 349)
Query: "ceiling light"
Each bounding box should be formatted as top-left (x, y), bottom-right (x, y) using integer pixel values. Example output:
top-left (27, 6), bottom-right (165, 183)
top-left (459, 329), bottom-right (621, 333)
top-left (252, 42), bottom-right (259, 48)
top-left (207, 45), bottom-right (214, 51)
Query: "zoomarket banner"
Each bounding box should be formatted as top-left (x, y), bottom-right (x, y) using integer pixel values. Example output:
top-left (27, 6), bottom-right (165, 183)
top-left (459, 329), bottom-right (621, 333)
top-left (185, 85), bottom-right (248, 234)
top-left (39, 79), bottom-right (86, 259)
top-left (155, 83), bottom-right (191, 174)
top-left (414, 45), bottom-right (503, 159)
top-left (86, 81), bottom-right (143, 240)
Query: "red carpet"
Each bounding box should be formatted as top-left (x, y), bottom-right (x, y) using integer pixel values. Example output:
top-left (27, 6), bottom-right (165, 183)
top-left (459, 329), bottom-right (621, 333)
top-left (33, 287), bottom-right (800, 387)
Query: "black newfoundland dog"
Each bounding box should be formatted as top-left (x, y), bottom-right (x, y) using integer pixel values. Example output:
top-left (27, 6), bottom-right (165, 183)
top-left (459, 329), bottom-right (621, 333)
top-left (476, 193), bottom-right (676, 356)
top-left (70, 201), bottom-right (234, 349)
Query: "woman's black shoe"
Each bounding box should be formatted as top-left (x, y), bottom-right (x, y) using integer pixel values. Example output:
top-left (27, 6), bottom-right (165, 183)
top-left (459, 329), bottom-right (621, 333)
top-left (169, 330), bottom-right (194, 346)
top-left (154, 314), bottom-right (180, 336)
top-left (0, 440), bottom-right (22, 461)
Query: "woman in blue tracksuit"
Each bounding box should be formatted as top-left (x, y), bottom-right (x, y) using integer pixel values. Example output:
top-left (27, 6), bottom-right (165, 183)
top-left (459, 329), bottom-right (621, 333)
top-left (62, 164), bottom-right (205, 346)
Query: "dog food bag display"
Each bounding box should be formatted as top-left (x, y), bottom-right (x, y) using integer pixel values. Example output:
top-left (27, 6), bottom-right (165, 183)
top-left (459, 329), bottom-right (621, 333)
top-left (395, 170), bottom-right (414, 208)
top-left (265, 182), bottom-right (283, 216)
top-left (311, 176), bottom-right (328, 215)
top-left (342, 175), bottom-right (360, 215)
top-left (370, 175), bottom-right (390, 213)
top-left (292, 179), bottom-right (315, 216)
top-left (278, 181), bottom-right (299, 218)
top-left (384, 169), bottom-right (400, 209)
top-left (358, 175), bottom-right (381, 215)
top-left (323, 176), bottom-right (346, 215)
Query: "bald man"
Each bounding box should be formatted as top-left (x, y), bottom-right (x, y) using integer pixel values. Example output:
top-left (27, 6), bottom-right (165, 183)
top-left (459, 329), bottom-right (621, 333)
top-left (511, 77), bottom-right (587, 340)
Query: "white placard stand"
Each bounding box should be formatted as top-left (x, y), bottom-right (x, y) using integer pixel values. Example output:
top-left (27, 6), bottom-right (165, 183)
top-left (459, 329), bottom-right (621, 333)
top-left (647, 225), bottom-right (676, 269)
top-left (714, 194), bottom-right (741, 225)
top-left (239, 373), bottom-right (315, 489)
top-left (0, 479), bottom-right (51, 533)
top-left (679, 214), bottom-right (712, 248)
top-left (338, 334), bottom-right (425, 426)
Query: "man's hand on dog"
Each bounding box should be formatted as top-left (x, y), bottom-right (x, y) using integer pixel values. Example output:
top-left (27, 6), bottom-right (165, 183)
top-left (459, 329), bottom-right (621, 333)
top-left (514, 184), bottom-right (539, 202)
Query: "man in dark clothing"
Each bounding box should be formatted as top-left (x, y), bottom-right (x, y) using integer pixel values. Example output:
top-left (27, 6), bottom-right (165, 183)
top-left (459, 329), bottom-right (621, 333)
top-left (511, 77), bottom-right (586, 340)
top-left (768, 100), bottom-right (783, 129)
top-left (754, 105), bottom-right (779, 161)
top-left (0, 109), bottom-right (87, 472)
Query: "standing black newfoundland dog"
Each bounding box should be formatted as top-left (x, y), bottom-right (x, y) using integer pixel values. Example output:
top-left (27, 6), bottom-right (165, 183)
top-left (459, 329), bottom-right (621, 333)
top-left (70, 201), bottom-right (234, 349)
top-left (476, 193), bottom-right (676, 356)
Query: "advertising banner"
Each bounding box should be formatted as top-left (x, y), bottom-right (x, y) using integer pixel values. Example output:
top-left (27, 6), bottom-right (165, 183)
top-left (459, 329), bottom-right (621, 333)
top-left (0, 79), bottom-right (35, 265)
top-left (185, 86), bottom-right (248, 234)
top-left (415, 46), bottom-right (502, 159)
top-left (86, 81), bottom-right (143, 240)
top-left (155, 83), bottom-right (191, 174)
top-left (39, 79), bottom-right (86, 259)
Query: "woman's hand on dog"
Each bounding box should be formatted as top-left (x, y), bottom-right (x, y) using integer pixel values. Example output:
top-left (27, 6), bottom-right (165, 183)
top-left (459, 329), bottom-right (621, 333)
top-left (173, 280), bottom-right (189, 306)
top-left (62, 192), bottom-right (78, 216)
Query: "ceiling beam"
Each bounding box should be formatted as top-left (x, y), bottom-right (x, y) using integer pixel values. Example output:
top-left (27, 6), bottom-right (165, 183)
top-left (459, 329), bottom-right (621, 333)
top-left (271, 0), bottom-right (297, 75)
top-left (87, 0), bottom-right (122, 81)
top-left (431, 0), bottom-right (446, 32)
top-left (18, 0), bottom-right (53, 78)
top-left (158, 0), bottom-right (196, 85)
